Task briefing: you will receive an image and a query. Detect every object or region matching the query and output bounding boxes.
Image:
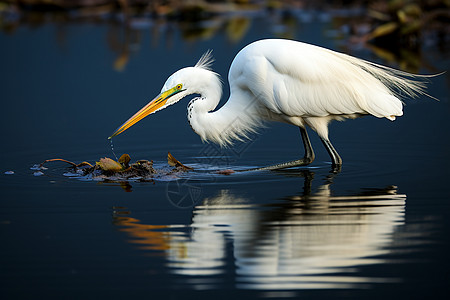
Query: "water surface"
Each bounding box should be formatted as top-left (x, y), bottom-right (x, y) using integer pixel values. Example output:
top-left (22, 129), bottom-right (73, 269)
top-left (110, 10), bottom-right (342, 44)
top-left (1, 11), bottom-right (449, 300)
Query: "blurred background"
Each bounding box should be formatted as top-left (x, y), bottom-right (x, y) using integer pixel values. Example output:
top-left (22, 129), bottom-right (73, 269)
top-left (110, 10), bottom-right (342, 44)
top-left (1, 0), bottom-right (448, 72)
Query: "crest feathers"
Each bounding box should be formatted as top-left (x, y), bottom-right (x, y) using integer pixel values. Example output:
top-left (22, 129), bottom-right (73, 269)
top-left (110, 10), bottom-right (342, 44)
top-left (195, 50), bottom-right (215, 70)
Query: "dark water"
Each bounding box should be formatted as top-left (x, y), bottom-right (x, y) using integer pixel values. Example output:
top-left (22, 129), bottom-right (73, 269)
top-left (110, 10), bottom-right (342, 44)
top-left (1, 13), bottom-right (449, 300)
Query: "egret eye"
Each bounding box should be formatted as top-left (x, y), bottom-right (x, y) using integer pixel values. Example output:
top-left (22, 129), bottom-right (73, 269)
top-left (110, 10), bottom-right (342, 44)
top-left (176, 84), bottom-right (183, 90)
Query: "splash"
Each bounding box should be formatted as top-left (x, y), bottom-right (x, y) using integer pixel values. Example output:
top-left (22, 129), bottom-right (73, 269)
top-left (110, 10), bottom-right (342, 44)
top-left (33, 152), bottom-right (194, 183)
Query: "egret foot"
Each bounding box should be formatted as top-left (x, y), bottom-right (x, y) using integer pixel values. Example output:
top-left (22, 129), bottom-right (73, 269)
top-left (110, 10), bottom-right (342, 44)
top-left (242, 127), bottom-right (343, 173)
top-left (243, 127), bottom-right (315, 172)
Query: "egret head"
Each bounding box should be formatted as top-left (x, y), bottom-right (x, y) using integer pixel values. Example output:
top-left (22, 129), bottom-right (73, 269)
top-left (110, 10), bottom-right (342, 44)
top-left (109, 51), bottom-right (219, 139)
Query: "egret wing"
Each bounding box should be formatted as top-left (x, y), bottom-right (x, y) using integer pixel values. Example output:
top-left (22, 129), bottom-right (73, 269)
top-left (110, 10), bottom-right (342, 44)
top-left (230, 40), bottom-right (419, 120)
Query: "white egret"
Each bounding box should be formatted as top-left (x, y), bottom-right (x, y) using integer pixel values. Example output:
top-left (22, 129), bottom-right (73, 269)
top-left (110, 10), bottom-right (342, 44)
top-left (109, 39), bottom-right (430, 171)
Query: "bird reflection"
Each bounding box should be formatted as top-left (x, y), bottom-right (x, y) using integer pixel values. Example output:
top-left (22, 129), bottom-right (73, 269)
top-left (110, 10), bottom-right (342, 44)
top-left (113, 171), bottom-right (407, 289)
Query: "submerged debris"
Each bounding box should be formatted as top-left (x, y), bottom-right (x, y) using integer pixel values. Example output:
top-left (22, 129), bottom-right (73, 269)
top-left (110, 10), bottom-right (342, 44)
top-left (167, 152), bottom-right (193, 171)
top-left (38, 152), bottom-right (193, 181)
top-left (96, 157), bottom-right (124, 172)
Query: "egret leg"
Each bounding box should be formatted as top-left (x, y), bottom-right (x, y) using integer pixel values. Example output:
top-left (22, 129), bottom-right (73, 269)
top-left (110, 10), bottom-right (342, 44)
top-left (319, 137), bottom-right (342, 172)
top-left (244, 127), bottom-right (315, 171)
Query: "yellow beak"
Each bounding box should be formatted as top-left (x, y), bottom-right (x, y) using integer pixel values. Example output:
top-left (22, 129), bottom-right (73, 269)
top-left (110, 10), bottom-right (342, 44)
top-left (109, 86), bottom-right (182, 139)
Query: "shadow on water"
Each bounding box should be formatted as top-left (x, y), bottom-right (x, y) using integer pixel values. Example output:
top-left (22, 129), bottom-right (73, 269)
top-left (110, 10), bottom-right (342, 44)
top-left (112, 170), bottom-right (413, 290)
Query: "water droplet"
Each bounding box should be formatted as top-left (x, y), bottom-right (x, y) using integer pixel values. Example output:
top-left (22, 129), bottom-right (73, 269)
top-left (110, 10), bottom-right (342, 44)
top-left (30, 164), bottom-right (47, 171)
top-left (110, 139), bottom-right (118, 161)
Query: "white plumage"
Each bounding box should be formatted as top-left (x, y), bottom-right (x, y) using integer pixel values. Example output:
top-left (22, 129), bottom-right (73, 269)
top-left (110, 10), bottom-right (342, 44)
top-left (110, 39), bottom-right (429, 170)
